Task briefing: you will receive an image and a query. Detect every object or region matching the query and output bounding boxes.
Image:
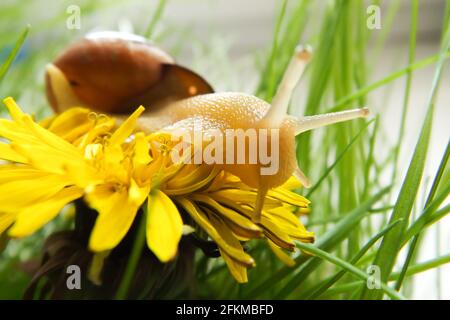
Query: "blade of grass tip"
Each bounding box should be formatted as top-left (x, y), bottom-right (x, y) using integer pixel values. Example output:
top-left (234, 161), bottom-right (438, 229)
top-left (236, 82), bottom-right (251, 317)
top-left (361, 9), bottom-right (450, 299)
top-left (327, 51), bottom-right (450, 113)
top-left (255, 0), bottom-right (287, 99)
top-left (306, 119), bottom-right (374, 197)
top-left (306, 219), bottom-right (403, 300)
top-left (0, 25), bottom-right (30, 83)
top-left (245, 187), bottom-right (390, 299)
top-left (395, 139), bottom-right (450, 291)
top-left (143, 0), bottom-right (167, 39)
top-left (295, 242), bottom-right (405, 300)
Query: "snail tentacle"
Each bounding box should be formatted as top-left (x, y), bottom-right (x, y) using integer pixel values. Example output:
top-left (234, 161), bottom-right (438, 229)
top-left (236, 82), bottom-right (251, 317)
top-left (294, 107), bottom-right (370, 135)
top-left (263, 45), bottom-right (312, 127)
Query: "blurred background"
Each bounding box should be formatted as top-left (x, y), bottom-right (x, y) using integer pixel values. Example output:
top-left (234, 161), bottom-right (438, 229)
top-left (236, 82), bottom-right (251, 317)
top-left (0, 0), bottom-right (449, 299)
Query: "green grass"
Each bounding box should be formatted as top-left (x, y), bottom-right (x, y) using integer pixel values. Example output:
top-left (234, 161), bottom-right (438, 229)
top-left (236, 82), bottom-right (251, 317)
top-left (0, 0), bottom-right (449, 300)
top-left (0, 25), bottom-right (29, 83)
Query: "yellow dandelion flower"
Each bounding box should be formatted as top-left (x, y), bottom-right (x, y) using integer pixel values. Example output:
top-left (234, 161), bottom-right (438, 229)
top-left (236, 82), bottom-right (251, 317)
top-left (0, 97), bottom-right (150, 247)
top-left (0, 97), bottom-right (314, 284)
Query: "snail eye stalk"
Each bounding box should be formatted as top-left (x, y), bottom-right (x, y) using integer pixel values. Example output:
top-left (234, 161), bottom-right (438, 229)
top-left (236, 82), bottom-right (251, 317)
top-left (295, 107), bottom-right (370, 135)
top-left (263, 45), bottom-right (312, 127)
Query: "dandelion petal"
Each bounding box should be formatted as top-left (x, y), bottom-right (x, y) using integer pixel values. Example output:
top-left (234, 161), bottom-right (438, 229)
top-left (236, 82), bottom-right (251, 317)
top-left (146, 190), bottom-right (182, 262)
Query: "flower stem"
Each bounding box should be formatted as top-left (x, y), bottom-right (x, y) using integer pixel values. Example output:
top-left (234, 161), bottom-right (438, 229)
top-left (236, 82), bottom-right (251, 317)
top-left (115, 204), bottom-right (147, 300)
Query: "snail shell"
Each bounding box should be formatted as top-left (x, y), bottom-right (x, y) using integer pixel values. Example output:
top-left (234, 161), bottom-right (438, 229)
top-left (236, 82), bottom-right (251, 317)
top-left (45, 31), bottom-right (213, 114)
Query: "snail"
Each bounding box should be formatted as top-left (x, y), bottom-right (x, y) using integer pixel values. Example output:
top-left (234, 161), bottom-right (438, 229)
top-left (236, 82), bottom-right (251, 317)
top-left (45, 31), bottom-right (369, 222)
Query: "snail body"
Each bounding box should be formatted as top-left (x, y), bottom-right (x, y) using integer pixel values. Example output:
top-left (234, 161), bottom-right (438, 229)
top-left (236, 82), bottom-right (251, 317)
top-left (45, 32), bottom-right (368, 221)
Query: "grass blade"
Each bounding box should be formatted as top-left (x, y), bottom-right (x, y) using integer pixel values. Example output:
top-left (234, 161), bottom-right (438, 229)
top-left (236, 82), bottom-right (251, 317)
top-left (306, 219), bottom-right (402, 299)
top-left (327, 51), bottom-right (450, 113)
top-left (306, 119), bottom-right (374, 197)
top-left (403, 180), bottom-right (450, 244)
top-left (297, 0), bottom-right (345, 171)
top-left (361, 6), bottom-right (450, 299)
top-left (255, 0), bottom-right (287, 99)
top-left (143, 0), bottom-right (167, 39)
top-left (390, 0), bottom-right (419, 186)
top-left (322, 253), bottom-right (450, 298)
top-left (0, 25), bottom-right (29, 83)
top-left (360, 92), bottom-right (433, 299)
top-left (295, 242), bottom-right (405, 300)
top-left (422, 204), bottom-right (450, 230)
top-left (395, 139), bottom-right (450, 290)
